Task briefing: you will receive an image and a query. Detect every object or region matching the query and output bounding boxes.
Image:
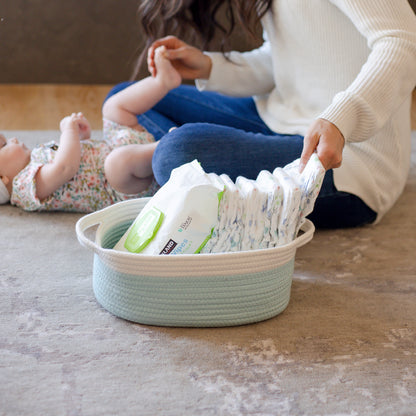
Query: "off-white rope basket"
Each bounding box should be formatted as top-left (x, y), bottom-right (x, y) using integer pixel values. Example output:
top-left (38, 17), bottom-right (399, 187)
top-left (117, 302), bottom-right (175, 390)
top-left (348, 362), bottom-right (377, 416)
top-left (76, 198), bottom-right (314, 327)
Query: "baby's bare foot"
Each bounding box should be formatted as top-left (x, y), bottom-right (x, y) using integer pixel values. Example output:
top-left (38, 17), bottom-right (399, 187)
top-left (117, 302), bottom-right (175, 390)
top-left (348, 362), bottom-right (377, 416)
top-left (154, 46), bottom-right (182, 90)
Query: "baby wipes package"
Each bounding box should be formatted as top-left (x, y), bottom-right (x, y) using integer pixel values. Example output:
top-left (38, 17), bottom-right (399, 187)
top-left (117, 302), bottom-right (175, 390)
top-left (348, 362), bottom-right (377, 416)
top-left (114, 160), bottom-right (224, 255)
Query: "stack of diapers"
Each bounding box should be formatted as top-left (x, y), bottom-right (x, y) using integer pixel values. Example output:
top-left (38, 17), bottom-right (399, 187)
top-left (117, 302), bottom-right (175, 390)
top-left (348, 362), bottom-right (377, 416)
top-left (202, 153), bottom-right (325, 253)
top-left (114, 154), bottom-right (325, 254)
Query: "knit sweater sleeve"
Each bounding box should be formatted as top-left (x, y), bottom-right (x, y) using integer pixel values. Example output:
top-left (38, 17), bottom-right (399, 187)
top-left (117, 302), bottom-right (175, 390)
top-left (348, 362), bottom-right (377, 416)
top-left (196, 37), bottom-right (275, 97)
top-left (320, 0), bottom-right (416, 143)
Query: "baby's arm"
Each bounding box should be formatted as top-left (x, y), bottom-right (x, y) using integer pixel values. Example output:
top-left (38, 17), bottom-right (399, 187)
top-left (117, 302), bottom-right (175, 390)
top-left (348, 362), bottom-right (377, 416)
top-left (35, 113), bottom-right (87, 201)
top-left (102, 46), bottom-right (181, 128)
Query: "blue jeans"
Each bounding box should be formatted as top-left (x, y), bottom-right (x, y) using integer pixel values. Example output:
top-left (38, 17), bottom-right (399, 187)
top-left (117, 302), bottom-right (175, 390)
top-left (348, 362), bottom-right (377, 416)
top-left (105, 83), bottom-right (377, 228)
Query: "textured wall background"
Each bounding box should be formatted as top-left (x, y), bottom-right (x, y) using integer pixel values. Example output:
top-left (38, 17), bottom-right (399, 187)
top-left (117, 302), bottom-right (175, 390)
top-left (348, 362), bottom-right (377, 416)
top-left (0, 0), bottom-right (142, 83)
top-left (0, 0), bottom-right (261, 84)
top-left (0, 0), bottom-right (415, 84)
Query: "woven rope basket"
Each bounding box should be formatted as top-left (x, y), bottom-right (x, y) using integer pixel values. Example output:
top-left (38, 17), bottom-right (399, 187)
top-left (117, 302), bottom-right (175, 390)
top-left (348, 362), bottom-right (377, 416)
top-left (76, 198), bottom-right (315, 327)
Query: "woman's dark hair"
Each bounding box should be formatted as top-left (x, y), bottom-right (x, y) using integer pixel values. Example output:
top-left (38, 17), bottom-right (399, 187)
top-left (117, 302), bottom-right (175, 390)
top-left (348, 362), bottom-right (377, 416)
top-left (132, 0), bottom-right (272, 79)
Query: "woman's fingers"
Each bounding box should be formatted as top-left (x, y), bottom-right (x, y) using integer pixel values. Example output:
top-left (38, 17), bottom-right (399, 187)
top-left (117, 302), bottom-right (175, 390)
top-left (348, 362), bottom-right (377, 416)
top-left (300, 119), bottom-right (345, 172)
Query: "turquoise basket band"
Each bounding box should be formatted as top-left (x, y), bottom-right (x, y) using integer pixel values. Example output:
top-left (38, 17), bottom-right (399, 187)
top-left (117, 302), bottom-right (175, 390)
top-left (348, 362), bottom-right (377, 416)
top-left (92, 254), bottom-right (294, 327)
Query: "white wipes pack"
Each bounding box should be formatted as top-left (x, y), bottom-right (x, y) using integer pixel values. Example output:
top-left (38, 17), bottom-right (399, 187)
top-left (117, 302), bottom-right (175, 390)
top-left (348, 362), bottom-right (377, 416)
top-left (114, 160), bottom-right (224, 255)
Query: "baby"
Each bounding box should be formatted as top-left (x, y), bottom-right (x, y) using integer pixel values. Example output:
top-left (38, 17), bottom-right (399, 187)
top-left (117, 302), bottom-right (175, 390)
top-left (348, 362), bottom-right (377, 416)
top-left (0, 46), bottom-right (181, 212)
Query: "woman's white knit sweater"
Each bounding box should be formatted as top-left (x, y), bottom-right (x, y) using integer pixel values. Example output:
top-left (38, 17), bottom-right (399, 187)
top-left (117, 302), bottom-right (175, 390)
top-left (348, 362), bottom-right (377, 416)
top-left (198, 0), bottom-right (416, 223)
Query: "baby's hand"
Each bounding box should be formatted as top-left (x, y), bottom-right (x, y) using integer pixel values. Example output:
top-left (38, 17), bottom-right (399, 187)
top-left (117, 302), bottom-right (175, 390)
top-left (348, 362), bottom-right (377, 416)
top-left (60, 112), bottom-right (91, 140)
top-left (153, 46), bottom-right (182, 91)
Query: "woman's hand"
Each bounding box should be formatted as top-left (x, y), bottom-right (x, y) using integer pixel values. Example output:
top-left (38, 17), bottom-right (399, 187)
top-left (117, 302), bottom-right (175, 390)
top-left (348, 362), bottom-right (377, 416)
top-left (148, 36), bottom-right (212, 80)
top-left (299, 118), bottom-right (345, 172)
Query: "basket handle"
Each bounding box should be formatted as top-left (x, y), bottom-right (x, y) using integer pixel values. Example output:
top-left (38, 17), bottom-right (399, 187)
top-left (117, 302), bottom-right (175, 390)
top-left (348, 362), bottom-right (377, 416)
top-left (75, 198), bottom-right (150, 255)
top-left (294, 219), bottom-right (315, 249)
top-left (75, 207), bottom-right (110, 254)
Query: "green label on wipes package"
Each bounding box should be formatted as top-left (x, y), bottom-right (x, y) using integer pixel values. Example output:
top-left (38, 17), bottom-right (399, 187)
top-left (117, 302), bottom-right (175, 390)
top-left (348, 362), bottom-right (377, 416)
top-left (124, 207), bottom-right (164, 253)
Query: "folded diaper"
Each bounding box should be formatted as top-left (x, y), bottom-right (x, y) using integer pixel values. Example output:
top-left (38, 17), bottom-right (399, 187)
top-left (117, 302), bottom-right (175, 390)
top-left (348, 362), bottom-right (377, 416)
top-left (216, 174), bottom-right (244, 253)
top-left (236, 177), bottom-right (269, 251)
top-left (272, 167), bottom-right (302, 245)
top-left (202, 174), bottom-right (244, 253)
top-left (256, 170), bottom-right (284, 249)
top-left (283, 153), bottom-right (326, 235)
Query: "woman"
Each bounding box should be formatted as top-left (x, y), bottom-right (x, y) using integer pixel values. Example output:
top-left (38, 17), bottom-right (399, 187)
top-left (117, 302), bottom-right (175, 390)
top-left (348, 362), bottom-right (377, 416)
top-left (107, 0), bottom-right (416, 228)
